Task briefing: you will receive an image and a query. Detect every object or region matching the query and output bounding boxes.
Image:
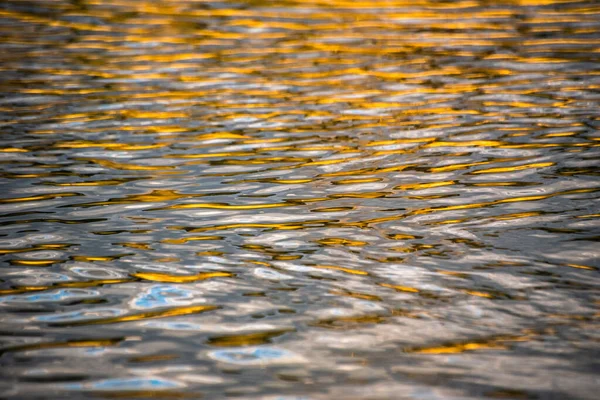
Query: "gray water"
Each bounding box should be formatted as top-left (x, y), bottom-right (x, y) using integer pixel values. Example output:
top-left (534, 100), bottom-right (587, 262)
top-left (0, 0), bottom-right (599, 399)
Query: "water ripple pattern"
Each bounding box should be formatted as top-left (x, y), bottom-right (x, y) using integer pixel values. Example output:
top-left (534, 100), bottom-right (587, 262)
top-left (0, 0), bottom-right (599, 399)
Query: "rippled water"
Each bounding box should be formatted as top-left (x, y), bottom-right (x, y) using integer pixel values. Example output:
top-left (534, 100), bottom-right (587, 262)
top-left (0, 0), bottom-right (599, 398)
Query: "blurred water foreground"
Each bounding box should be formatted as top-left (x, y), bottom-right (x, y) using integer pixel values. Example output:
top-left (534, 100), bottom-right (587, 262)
top-left (0, 0), bottom-right (599, 399)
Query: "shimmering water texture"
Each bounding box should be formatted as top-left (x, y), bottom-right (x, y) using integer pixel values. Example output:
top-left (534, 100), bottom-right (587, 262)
top-left (0, 0), bottom-right (599, 399)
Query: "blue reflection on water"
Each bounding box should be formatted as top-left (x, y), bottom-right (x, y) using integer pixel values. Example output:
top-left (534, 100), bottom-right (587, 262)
top-left (208, 346), bottom-right (299, 365)
top-left (0, 289), bottom-right (98, 304)
top-left (35, 308), bottom-right (121, 322)
top-left (142, 321), bottom-right (204, 330)
top-left (133, 284), bottom-right (196, 309)
top-left (64, 377), bottom-right (181, 391)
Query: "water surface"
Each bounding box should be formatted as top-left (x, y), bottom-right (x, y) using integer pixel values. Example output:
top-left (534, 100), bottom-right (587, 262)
top-left (0, 0), bottom-right (599, 399)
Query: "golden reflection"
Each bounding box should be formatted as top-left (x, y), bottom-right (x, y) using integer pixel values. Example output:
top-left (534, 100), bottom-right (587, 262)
top-left (72, 190), bottom-right (208, 207)
top-left (363, 186), bottom-right (600, 227)
top-left (157, 202), bottom-right (291, 210)
top-left (330, 289), bottom-right (382, 301)
top-left (317, 238), bottom-right (368, 246)
top-left (387, 233), bottom-right (420, 240)
top-left (311, 314), bottom-right (387, 329)
top-left (206, 328), bottom-right (294, 347)
top-left (161, 236), bottom-right (223, 244)
top-left (47, 178), bottom-right (144, 187)
top-left (132, 271), bottom-right (233, 283)
top-left (311, 206), bottom-right (355, 213)
top-left (379, 283), bottom-right (420, 293)
top-left (50, 305), bottom-right (220, 327)
top-left (462, 290), bottom-right (495, 299)
top-left (195, 251), bottom-right (223, 257)
top-left (72, 255), bottom-right (131, 262)
top-left (438, 270), bottom-right (470, 279)
top-left (9, 260), bottom-right (60, 266)
top-left (425, 140), bottom-right (504, 148)
top-left (564, 263), bottom-right (598, 271)
top-left (172, 220), bottom-right (336, 233)
top-left (55, 141), bottom-right (167, 151)
top-left (82, 159), bottom-right (178, 172)
top-left (469, 162), bottom-right (555, 174)
top-left (310, 265), bottom-right (369, 276)
top-left (332, 178), bottom-right (383, 185)
top-left (117, 242), bottom-right (153, 251)
top-left (395, 181), bottom-right (456, 191)
top-left (405, 334), bottom-right (530, 354)
top-left (406, 341), bottom-right (508, 354)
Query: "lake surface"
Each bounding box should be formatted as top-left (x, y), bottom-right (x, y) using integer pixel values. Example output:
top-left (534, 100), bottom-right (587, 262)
top-left (0, 0), bottom-right (599, 399)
